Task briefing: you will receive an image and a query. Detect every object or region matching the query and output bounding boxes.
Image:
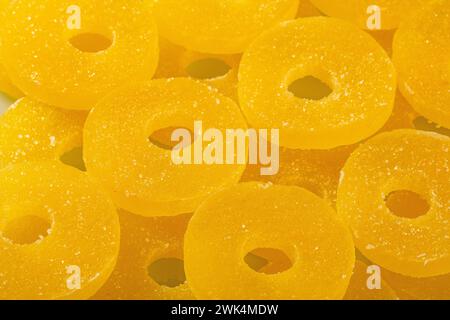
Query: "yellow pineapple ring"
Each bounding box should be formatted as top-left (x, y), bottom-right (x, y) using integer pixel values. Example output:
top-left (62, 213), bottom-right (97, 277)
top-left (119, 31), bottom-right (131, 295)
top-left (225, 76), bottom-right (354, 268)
top-left (0, 0), bottom-right (158, 109)
top-left (0, 161), bottom-right (120, 299)
top-left (338, 130), bottom-right (450, 277)
top-left (239, 17), bottom-right (396, 149)
top-left (185, 182), bottom-right (355, 299)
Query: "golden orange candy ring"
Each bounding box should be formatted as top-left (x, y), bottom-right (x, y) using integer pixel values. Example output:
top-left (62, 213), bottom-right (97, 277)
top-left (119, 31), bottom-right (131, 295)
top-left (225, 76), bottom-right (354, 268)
top-left (393, 0), bottom-right (450, 129)
top-left (0, 161), bottom-right (120, 299)
top-left (0, 0), bottom-right (158, 109)
top-left (239, 17), bottom-right (396, 149)
top-left (338, 130), bottom-right (450, 277)
top-left (84, 78), bottom-right (247, 217)
top-left (185, 182), bottom-right (355, 299)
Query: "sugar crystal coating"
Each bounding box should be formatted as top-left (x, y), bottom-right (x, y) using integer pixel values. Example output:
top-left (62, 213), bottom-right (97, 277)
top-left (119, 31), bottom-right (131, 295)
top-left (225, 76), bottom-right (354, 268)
top-left (0, 97), bottom-right (86, 169)
top-left (152, 0), bottom-right (299, 54)
top-left (0, 0), bottom-right (159, 109)
top-left (185, 182), bottom-right (355, 299)
top-left (239, 17), bottom-right (397, 149)
top-left (84, 78), bottom-right (247, 216)
top-left (393, 0), bottom-right (450, 129)
top-left (337, 130), bottom-right (450, 277)
top-left (0, 161), bottom-right (120, 299)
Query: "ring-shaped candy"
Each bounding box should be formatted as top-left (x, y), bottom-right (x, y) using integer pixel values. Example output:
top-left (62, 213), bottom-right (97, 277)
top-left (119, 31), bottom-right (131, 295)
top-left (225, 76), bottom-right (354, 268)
top-left (84, 78), bottom-right (247, 217)
top-left (0, 0), bottom-right (159, 109)
top-left (393, 0), bottom-right (450, 129)
top-left (0, 161), bottom-right (120, 299)
top-left (337, 129), bottom-right (450, 277)
top-left (238, 17), bottom-right (396, 149)
top-left (152, 0), bottom-right (299, 54)
top-left (184, 182), bottom-right (355, 299)
top-left (0, 97), bottom-right (86, 169)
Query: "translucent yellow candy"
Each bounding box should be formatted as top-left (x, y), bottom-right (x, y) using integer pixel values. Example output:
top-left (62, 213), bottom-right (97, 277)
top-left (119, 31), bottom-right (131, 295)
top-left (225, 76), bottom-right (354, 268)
top-left (0, 65), bottom-right (22, 99)
top-left (0, 161), bottom-right (120, 299)
top-left (185, 182), bottom-right (355, 299)
top-left (383, 268), bottom-right (450, 300)
top-left (242, 145), bottom-right (354, 207)
top-left (344, 260), bottom-right (398, 300)
top-left (0, 0), bottom-right (158, 110)
top-left (0, 0), bottom-right (22, 98)
top-left (152, 0), bottom-right (299, 54)
top-left (242, 91), bottom-right (416, 209)
top-left (93, 211), bottom-right (193, 300)
top-left (84, 78), bottom-right (247, 217)
top-left (309, 0), bottom-right (430, 30)
top-left (337, 130), bottom-right (450, 277)
top-left (0, 97), bottom-right (86, 169)
top-left (155, 38), bottom-right (241, 100)
top-left (239, 17), bottom-right (396, 149)
top-left (393, 0), bottom-right (450, 129)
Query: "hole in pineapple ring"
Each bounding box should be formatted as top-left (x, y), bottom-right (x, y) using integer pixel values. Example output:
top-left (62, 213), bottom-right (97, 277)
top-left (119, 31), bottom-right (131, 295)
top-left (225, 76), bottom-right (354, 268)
top-left (288, 75), bottom-right (333, 100)
top-left (244, 247), bottom-right (293, 275)
top-left (2, 215), bottom-right (52, 245)
top-left (147, 258), bottom-right (186, 288)
top-left (385, 190), bottom-right (430, 219)
top-left (186, 58), bottom-right (231, 80)
top-left (69, 32), bottom-right (113, 53)
top-left (149, 126), bottom-right (194, 151)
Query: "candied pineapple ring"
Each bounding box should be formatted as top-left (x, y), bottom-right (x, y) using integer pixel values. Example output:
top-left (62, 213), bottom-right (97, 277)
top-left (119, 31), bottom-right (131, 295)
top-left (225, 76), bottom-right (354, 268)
top-left (309, 0), bottom-right (430, 30)
top-left (0, 0), bottom-right (158, 110)
top-left (337, 130), bottom-right (450, 277)
top-left (84, 78), bottom-right (247, 217)
top-left (239, 17), bottom-right (396, 149)
top-left (0, 97), bottom-right (86, 169)
top-left (93, 211), bottom-right (194, 300)
top-left (152, 0), bottom-right (299, 54)
top-left (184, 182), bottom-right (355, 300)
top-left (393, 0), bottom-right (450, 129)
top-left (0, 161), bottom-right (120, 300)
